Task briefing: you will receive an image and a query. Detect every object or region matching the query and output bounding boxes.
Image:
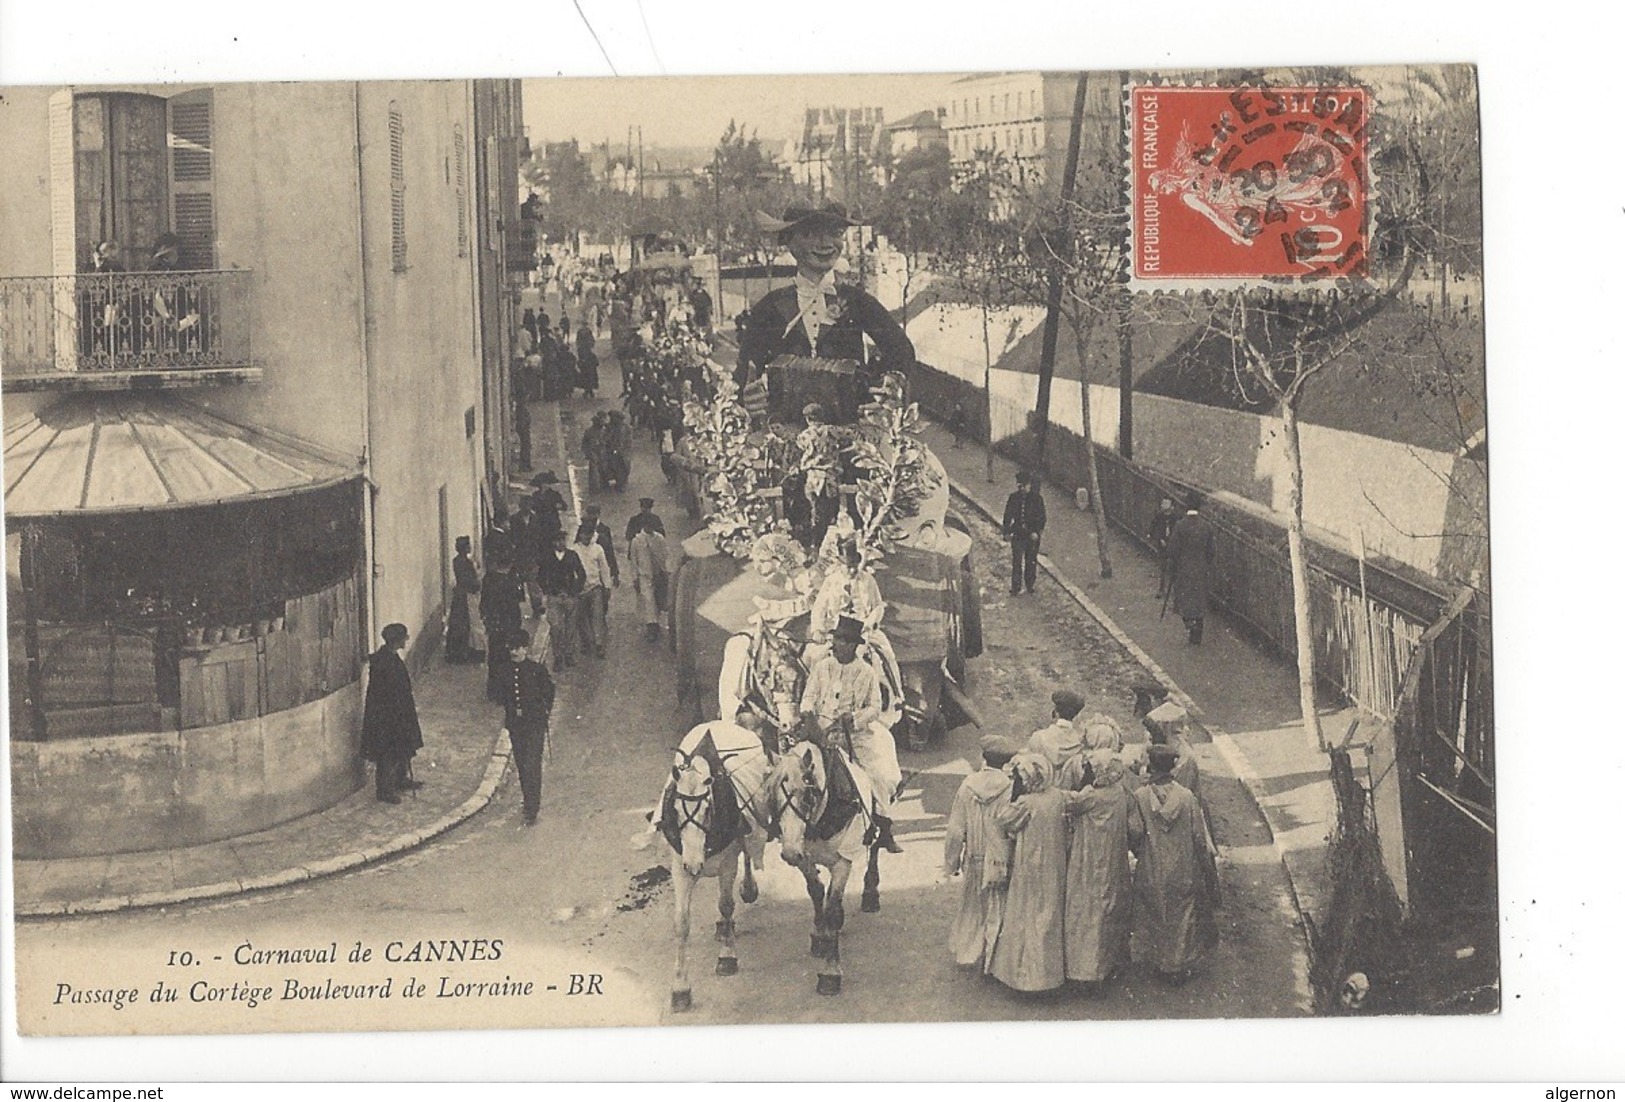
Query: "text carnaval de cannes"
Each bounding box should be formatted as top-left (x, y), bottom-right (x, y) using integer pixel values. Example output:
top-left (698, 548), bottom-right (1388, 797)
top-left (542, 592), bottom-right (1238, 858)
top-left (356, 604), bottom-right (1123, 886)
top-left (48, 939), bottom-right (606, 1011)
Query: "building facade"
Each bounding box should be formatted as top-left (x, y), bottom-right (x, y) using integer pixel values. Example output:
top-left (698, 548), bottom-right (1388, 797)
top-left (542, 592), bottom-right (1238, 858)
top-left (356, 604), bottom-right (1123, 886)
top-left (942, 72), bottom-right (1078, 184)
top-left (2, 79), bottom-right (524, 858)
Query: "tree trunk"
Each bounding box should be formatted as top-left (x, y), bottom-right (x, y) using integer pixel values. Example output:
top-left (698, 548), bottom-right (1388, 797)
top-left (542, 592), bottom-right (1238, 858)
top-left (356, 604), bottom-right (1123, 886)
top-left (1070, 321), bottom-right (1113, 578)
top-left (1280, 396), bottom-right (1325, 750)
top-left (981, 296), bottom-right (995, 483)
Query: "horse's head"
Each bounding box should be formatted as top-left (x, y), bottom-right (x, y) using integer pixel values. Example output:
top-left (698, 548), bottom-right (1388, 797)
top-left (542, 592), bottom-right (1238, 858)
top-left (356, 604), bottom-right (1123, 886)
top-left (670, 750), bottom-right (716, 877)
top-left (773, 740), bottom-right (828, 866)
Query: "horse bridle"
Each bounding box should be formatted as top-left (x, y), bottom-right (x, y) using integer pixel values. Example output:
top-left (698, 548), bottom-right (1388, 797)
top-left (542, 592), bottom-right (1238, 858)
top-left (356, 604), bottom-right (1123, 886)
top-left (775, 754), bottom-right (827, 832)
top-left (671, 751), bottom-right (715, 837)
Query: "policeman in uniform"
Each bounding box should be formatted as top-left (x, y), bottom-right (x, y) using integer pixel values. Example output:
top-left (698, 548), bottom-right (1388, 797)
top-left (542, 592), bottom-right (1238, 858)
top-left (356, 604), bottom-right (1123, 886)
top-left (502, 629), bottom-right (556, 826)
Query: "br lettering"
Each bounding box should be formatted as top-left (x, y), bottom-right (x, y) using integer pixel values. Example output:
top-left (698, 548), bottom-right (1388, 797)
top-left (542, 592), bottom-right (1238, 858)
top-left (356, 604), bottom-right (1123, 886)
top-left (565, 973), bottom-right (604, 996)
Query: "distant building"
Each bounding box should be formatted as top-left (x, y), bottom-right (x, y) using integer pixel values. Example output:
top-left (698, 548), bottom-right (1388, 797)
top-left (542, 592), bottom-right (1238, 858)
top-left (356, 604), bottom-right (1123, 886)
top-left (786, 105), bottom-right (886, 205)
top-left (942, 72), bottom-right (1077, 185)
top-left (1, 79), bottom-right (526, 859)
top-left (884, 108), bottom-right (949, 161)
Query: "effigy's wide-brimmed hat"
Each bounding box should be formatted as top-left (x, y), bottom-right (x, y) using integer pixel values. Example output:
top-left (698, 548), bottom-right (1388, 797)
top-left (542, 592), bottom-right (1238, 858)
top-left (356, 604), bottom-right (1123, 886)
top-left (755, 200), bottom-right (859, 236)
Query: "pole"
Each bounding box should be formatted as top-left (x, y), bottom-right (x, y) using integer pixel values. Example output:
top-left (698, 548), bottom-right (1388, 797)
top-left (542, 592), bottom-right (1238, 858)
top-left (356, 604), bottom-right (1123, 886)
top-left (1115, 70), bottom-right (1134, 460)
top-left (1031, 71), bottom-right (1089, 471)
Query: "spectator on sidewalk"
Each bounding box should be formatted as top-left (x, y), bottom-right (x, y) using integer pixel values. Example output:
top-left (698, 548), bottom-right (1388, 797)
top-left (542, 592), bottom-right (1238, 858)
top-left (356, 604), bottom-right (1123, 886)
top-left (502, 629), bottom-right (556, 827)
top-left (948, 400), bottom-right (968, 448)
top-left (1002, 470), bottom-right (1047, 597)
top-left (445, 536), bottom-right (482, 665)
top-left (1149, 495), bottom-right (1181, 598)
top-left (361, 623), bottom-right (424, 805)
top-left (943, 734), bottom-right (1019, 972)
top-left (1167, 493), bottom-right (1217, 644)
top-left (1131, 744), bottom-right (1220, 986)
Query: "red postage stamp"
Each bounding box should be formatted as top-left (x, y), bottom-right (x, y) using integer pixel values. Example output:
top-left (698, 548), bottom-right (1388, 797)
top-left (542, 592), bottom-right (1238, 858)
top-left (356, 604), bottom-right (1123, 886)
top-left (1130, 85), bottom-right (1371, 286)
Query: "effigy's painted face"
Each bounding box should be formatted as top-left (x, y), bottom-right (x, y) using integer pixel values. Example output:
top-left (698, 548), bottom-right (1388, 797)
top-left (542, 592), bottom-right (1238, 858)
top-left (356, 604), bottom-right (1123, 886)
top-left (785, 225), bottom-right (844, 278)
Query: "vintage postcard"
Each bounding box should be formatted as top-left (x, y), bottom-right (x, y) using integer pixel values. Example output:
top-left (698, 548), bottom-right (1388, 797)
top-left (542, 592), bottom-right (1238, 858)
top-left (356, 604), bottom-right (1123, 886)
top-left (3, 57), bottom-right (1495, 1062)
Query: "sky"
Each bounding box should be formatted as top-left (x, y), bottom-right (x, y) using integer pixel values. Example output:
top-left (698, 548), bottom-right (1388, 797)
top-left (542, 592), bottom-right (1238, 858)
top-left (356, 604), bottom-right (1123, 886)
top-left (523, 72), bottom-right (965, 153)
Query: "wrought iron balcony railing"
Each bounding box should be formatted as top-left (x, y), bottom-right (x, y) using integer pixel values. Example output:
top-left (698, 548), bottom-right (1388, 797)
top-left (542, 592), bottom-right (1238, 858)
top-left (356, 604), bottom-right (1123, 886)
top-left (1, 271), bottom-right (253, 386)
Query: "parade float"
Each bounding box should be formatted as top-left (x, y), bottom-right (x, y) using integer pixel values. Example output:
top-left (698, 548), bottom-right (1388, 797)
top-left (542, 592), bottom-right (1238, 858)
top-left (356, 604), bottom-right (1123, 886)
top-left (667, 345), bottom-right (982, 750)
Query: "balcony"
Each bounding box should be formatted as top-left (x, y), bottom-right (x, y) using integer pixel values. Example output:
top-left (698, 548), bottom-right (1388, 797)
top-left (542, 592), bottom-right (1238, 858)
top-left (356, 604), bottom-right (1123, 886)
top-left (1, 271), bottom-right (259, 392)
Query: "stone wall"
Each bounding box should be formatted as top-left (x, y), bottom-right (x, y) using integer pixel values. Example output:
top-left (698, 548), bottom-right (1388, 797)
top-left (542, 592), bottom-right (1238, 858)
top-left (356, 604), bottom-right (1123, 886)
top-left (10, 682), bottom-right (364, 859)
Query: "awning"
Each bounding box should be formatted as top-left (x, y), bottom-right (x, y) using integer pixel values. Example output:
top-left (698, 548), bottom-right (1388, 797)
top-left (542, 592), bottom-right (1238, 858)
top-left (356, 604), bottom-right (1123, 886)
top-left (4, 394), bottom-right (361, 517)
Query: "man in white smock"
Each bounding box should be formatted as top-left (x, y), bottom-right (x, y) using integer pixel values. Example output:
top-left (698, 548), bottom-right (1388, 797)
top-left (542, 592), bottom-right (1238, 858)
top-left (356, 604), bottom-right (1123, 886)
top-left (799, 615), bottom-right (904, 853)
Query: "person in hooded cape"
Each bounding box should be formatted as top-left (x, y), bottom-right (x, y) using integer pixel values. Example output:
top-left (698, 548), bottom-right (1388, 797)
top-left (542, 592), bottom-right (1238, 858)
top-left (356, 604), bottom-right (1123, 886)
top-left (943, 735), bottom-right (1019, 971)
top-left (987, 751), bottom-right (1070, 993)
top-left (1062, 748), bottom-right (1143, 989)
top-left (1131, 744), bottom-right (1219, 984)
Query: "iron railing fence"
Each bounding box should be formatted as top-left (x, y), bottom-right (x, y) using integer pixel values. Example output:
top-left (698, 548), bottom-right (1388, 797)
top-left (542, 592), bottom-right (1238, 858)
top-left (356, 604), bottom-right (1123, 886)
top-left (1, 271), bottom-right (252, 378)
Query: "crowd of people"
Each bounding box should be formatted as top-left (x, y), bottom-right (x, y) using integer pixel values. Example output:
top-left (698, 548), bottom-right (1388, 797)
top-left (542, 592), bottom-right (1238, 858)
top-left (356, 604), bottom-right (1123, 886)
top-left (944, 689), bottom-right (1220, 995)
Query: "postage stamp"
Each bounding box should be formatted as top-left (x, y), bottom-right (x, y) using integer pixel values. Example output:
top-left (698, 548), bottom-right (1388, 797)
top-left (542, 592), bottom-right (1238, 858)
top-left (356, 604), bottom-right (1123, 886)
top-left (1130, 85), bottom-right (1372, 287)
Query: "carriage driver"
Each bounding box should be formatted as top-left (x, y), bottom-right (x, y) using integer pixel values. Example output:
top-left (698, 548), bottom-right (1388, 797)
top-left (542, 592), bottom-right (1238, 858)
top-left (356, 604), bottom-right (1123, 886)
top-left (799, 615), bottom-right (905, 853)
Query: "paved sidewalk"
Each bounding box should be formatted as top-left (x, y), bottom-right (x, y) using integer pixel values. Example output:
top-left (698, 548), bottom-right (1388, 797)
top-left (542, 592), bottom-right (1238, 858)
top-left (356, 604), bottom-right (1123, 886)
top-left (918, 419), bottom-right (1350, 952)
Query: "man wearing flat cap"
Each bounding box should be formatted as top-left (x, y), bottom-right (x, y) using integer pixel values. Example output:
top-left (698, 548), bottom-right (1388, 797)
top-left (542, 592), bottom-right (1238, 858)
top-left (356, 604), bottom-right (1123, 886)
top-left (799, 614), bottom-right (904, 852)
top-left (736, 201), bottom-right (916, 396)
top-left (943, 733), bottom-right (1019, 971)
top-left (1028, 689), bottom-right (1087, 770)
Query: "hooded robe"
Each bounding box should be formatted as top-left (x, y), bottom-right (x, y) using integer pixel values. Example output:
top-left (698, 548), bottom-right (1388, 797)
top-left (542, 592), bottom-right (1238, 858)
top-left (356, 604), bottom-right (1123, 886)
top-left (943, 764), bottom-right (1016, 970)
top-left (1131, 775), bottom-right (1218, 974)
top-left (1062, 753), bottom-right (1142, 982)
top-left (988, 757), bottom-right (1069, 992)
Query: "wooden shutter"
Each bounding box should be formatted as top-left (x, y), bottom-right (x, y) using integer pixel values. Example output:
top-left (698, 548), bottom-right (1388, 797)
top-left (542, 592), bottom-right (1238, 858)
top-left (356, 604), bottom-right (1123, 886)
top-left (167, 89), bottom-right (216, 269)
top-left (389, 102), bottom-right (407, 273)
top-left (47, 89), bottom-right (80, 372)
top-left (453, 124), bottom-right (468, 258)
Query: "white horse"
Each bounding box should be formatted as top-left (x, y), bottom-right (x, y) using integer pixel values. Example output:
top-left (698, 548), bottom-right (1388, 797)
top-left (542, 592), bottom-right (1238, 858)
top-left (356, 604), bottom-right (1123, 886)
top-left (660, 720), bottom-right (771, 1012)
top-left (771, 733), bottom-right (886, 996)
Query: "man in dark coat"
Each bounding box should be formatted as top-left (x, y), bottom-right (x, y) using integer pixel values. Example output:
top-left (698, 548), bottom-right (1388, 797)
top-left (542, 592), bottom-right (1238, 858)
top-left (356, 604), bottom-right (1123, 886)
top-left (480, 558), bottom-right (527, 700)
top-left (536, 529), bottom-right (587, 671)
top-left (1149, 495), bottom-right (1182, 599)
top-left (1002, 470), bottom-right (1047, 597)
top-left (1167, 493), bottom-right (1217, 644)
top-left (736, 202), bottom-right (915, 398)
top-left (502, 629), bottom-right (556, 826)
top-left (361, 623), bottom-right (423, 804)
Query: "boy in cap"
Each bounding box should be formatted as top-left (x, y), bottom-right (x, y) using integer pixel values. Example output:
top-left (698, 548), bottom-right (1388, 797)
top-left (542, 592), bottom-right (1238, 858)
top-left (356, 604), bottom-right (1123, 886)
top-left (1027, 689), bottom-right (1086, 769)
top-left (944, 734), bottom-right (1019, 971)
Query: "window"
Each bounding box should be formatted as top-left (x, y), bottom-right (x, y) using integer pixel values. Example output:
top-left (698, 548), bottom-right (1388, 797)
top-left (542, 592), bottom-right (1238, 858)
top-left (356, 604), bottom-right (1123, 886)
top-left (389, 102), bottom-right (406, 273)
top-left (1003, 93), bottom-right (1010, 115)
top-left (453, 123), bottom-right (468, 258)
top-left (56, 90), bottom-right (217, 275)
